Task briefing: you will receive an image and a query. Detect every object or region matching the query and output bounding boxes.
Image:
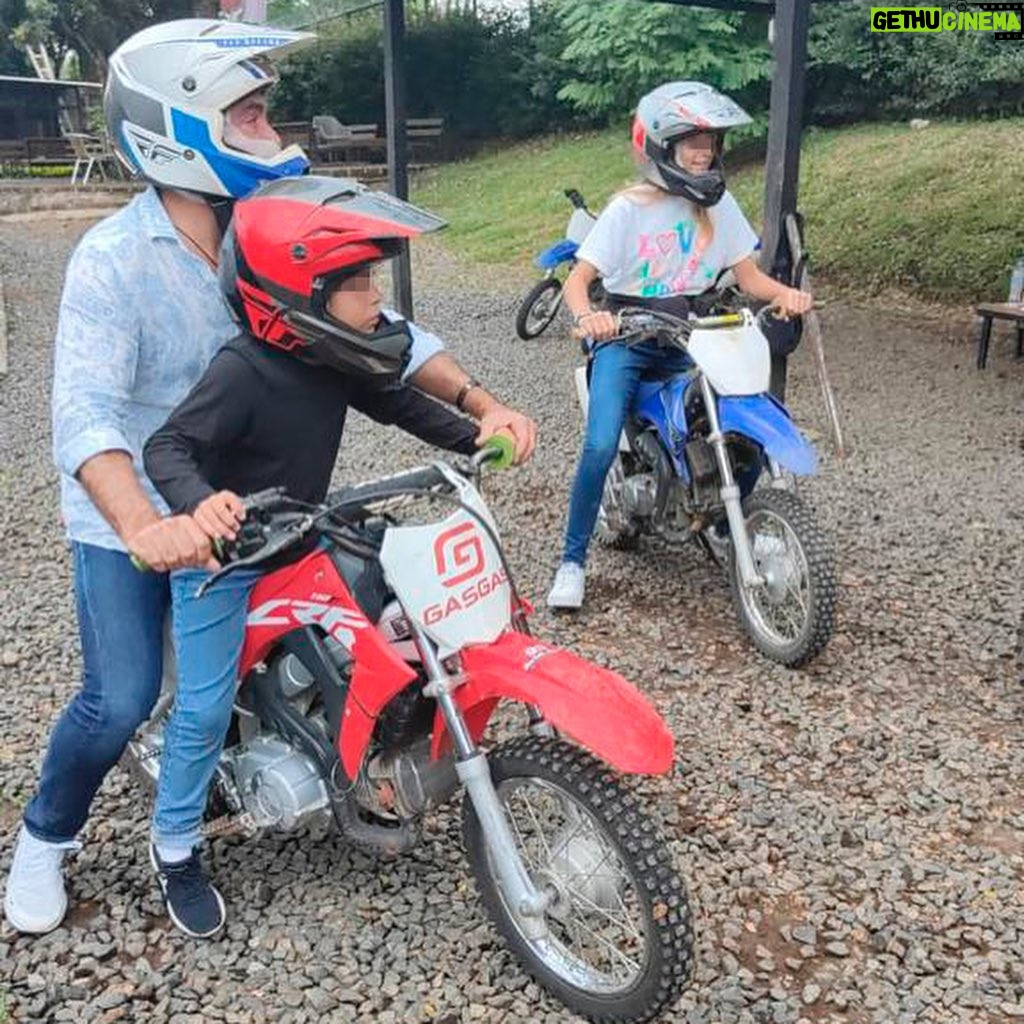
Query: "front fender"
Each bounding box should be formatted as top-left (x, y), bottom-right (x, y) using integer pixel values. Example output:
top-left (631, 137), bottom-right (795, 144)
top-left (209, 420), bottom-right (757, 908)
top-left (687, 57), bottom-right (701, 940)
top-left (718, 394), bottom-right (818, 475)
top-left (431, 632), bottom-right (674, 775)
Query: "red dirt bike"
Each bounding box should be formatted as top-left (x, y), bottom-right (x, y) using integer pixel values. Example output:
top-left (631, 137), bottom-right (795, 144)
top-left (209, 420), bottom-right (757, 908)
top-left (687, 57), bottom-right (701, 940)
top-left (124, 442), bottom-right (693, 1022)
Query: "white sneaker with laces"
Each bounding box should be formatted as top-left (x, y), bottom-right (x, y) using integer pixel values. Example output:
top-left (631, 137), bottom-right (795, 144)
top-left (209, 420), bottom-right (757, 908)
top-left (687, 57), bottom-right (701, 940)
top-left (547, 561), bottom-right (586, 609)
top-left (3, 825), bottom-right (81, 934)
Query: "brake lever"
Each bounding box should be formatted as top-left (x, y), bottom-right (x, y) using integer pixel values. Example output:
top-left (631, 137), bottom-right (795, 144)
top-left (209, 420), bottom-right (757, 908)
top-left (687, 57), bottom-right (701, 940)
top-left (195, 514), bottom-right (315, 598)
top-left (243, 486), bottom-right (289, 514)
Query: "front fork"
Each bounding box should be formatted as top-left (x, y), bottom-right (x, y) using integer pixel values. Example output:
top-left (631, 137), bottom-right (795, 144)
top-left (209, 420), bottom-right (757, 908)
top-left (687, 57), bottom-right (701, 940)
top-left (543, 268), bottom-right (566, 314)
top-left (410, 619), bottom-right (552, 939)
top-left (699, 374), bottom-right (764, 589)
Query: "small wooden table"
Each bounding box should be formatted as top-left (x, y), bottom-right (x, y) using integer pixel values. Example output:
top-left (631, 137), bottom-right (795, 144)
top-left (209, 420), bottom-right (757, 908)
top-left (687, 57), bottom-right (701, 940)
top-left (975, 302), bottom-right (1024, 369)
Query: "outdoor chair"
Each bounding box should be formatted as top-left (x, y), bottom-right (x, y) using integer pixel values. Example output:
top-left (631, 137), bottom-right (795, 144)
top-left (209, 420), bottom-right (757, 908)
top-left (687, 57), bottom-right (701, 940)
top-left (65, 132), bottom-right (121, 186)
top-left (312, 115), bottom-right (354, 162)
top-left (312, 116), bottom-right (382, 163)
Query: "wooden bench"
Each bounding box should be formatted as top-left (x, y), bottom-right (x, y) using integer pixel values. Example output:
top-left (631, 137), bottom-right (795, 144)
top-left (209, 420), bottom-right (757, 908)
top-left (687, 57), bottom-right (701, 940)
top-left (975, 302), bottom-right (1024, 369)
top-left (336, 124), bottom-right (383, 161)
top-left (0, 140), bottom-right (28, 162)
top-left (26, 137), bottom-right (75, 161)
top-left (273, 120), bottom-right (313, 151)
top-left (310, 115), bottom-right (445, 165)
top-left (406, 117), bottom-right (444, 157)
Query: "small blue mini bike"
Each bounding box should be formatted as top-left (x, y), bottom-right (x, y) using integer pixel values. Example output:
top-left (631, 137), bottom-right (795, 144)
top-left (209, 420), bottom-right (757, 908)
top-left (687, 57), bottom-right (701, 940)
top-left (576, 305), bottom-right (836, 666)
top-left (515, 189), bottom-right (602, 340)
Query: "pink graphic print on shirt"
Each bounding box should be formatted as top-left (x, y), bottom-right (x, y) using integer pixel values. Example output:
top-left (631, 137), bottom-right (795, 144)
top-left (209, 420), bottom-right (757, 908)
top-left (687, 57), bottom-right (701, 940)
top-left (636, 220), bottom-right (715, 297)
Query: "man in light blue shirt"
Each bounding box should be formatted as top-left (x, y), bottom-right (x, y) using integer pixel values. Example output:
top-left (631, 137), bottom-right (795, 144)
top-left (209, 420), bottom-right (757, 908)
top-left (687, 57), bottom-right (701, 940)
top-left (5, 18), bottom-right (535, 936)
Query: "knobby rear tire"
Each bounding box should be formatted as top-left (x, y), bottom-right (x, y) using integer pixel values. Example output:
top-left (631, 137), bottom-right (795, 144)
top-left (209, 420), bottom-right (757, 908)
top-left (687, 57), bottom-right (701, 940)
top-left (515, 278), bottom-right (562, 339)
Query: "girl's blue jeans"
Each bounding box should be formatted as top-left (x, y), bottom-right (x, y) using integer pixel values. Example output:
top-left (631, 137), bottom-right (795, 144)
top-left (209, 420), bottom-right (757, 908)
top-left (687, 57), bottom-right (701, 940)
top-left (151, 567), bottom-right (261, 851)
top-left (563, 340), bottom-right (691, 567)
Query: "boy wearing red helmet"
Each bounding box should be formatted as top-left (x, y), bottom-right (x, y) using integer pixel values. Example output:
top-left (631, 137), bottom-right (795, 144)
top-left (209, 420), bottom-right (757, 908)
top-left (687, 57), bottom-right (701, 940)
top-left (141, 176), bottom-right (495, 937)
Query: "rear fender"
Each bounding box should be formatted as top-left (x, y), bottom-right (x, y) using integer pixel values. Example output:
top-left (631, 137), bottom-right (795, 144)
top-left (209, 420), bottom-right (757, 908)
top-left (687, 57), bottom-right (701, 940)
top-left (718, 394), bottom-right (818, 475)
top-left (535, 239), bottom-right (577, 270)
top-left (429, 632), bottom-right (674, 775)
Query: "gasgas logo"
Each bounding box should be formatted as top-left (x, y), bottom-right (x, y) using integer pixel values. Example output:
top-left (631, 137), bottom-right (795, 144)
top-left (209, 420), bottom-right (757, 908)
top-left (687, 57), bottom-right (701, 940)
top-left (424, 521), bottom-right (507, 625)
top-left (434, 521), bottom-right (485, 588)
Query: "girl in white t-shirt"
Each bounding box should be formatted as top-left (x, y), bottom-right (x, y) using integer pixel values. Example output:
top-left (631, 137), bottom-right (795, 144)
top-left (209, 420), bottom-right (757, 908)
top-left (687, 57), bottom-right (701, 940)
top-left (547, 81), bottom-right (813, 610)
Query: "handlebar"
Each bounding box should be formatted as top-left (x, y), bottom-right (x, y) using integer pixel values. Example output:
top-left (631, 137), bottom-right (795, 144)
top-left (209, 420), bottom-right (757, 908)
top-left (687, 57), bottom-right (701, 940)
top-left (135, 436), bottom-right (517, 592)
top-left (589, 303), bottom-right (791, 354)
top-left (563, 188), bottom-right (588, 211)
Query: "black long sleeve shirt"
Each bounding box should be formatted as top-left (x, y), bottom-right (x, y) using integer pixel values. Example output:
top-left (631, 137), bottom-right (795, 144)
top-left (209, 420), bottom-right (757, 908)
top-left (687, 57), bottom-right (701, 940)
top-left (143, 332), bottom-right (479, 514)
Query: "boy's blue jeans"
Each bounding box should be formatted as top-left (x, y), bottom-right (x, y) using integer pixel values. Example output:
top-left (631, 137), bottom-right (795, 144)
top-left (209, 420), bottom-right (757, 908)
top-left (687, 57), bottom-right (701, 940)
top-left (23, 543), bottom-right (170, 843)
top-left (563, 340), bottom-right (691, 567)
top-left (151, 567), bottom-right (261, 852)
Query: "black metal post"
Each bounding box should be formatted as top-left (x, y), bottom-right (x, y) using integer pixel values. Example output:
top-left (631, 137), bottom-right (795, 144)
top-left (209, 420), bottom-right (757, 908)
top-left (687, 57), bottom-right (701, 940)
top-left (383, 0), bottom-right (413, 318)
top-left (761, 0), bottom-right (810, 398)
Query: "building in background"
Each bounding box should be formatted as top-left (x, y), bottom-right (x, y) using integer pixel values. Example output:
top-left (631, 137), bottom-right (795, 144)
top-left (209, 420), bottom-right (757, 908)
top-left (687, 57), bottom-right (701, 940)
top-left (0, 76), bottom-right (100, 139)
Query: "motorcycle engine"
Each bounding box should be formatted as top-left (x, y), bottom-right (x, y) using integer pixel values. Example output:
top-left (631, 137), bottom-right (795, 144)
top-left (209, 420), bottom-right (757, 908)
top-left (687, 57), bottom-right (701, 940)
top-left (627, 431), bottom-right (664, 519)
top-left (228, 735), bottom-right (330, 831)
top-left (377, 599), bottom-right (420, 663)
top-left (683, 437), bottom-right (720, 511)
top-left (357, 737), bottom-right (458, 821)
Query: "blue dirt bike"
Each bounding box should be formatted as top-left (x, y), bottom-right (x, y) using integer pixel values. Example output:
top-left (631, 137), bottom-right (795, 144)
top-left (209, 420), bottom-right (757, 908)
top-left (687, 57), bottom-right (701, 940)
top-left (575, 305), bottom-right (836, 667)
top-left (515, 189), bottom-right (603, 340)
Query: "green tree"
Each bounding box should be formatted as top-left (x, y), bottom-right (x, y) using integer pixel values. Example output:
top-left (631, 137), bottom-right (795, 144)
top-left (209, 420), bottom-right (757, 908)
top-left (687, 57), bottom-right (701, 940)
top-left (807, 3), bottom-right (1024, 121)
top-left (12, 0), bottom-right (205, 81)
top-left (551, 0), bottom-right (771, 123)
top-left (0, 0), bottom-right (31, 75)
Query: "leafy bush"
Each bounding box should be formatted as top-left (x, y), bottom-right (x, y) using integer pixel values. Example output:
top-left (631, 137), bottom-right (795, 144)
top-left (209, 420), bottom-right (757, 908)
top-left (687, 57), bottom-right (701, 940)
top-left (807, 4), bottom-right (1024, 122)
top-left (271, 0), bottom-right (1024, 149)
top-left (272, 7), bottom-right (588, 142)
top-left (0, 162), bottom-right (74, 178)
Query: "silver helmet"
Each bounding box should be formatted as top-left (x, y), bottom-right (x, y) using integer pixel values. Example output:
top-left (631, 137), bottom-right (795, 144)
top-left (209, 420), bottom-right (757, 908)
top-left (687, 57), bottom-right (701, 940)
top-left (631, 81), bottom-right (752, 207)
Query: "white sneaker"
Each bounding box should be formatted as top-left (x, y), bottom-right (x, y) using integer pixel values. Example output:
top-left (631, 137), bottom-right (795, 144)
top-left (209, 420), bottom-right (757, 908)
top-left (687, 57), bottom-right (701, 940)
top-left (3, 825), bottom-right (81, 934)
top-left (547, 562), bottom-right (586, 610)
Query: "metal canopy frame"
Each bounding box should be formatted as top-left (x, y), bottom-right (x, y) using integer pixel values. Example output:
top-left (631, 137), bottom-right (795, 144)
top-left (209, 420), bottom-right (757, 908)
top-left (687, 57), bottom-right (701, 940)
top-left (376, 0), bottom-right (814, 333)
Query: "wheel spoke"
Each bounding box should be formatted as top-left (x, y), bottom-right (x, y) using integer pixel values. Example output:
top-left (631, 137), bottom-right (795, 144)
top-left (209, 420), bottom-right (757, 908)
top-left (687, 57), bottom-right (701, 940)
top-left (742, 507), bottom-right (812, 646)
top-left (563, 880), bottom-right (644, 947)
top-left (486, 775), bottom-right (653, 993)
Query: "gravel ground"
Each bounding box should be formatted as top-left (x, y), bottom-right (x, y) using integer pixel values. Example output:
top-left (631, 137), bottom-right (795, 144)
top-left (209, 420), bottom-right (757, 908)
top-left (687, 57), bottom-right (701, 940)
top-left (1, 212), bottom-right (1022, 1024)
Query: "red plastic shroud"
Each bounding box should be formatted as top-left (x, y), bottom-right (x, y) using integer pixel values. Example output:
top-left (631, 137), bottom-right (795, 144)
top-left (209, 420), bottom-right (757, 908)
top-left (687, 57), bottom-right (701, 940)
top-left (237, 550), bottom-right (674, 780)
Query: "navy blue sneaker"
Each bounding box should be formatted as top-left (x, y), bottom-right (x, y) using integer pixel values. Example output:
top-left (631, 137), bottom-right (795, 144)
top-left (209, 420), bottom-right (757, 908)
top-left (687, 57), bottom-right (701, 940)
top-left (150, 844), bottom-right (226, 938)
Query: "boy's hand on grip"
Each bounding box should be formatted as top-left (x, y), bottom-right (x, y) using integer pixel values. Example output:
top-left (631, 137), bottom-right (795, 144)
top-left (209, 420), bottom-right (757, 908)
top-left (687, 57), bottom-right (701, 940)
top-left (193, 489), bottom-right (246, 543)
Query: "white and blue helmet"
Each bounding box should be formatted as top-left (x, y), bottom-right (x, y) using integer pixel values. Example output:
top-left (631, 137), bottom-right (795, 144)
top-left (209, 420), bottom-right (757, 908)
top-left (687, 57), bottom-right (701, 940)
top-left (104, 18), bottom-right (314, 199)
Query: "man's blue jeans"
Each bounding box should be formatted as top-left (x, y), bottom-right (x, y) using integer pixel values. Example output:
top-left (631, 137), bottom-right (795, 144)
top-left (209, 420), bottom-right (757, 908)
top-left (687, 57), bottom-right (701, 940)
top-left (151, 568), bottom-right (261, 851)
top-left (563, 340), bottom-right (691, 567)
top-left (24, 543), bottom-right (170, 843)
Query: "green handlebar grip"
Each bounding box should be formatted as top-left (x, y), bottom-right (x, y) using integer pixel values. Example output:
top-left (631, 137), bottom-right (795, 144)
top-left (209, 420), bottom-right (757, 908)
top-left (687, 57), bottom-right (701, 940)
top-left (130, 554), bottom-right (149, 573)
top-left (485, 433), bottom-right (515, 470)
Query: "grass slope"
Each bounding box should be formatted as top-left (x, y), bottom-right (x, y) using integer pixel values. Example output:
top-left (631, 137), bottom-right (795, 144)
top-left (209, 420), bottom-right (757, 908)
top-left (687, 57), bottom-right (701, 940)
top-left (414, 120), bottom-right (1024, 301)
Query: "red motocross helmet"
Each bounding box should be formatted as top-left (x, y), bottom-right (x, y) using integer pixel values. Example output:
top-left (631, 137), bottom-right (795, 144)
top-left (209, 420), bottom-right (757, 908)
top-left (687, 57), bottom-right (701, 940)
top-left (221, 175), bottom-right (446, 383)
